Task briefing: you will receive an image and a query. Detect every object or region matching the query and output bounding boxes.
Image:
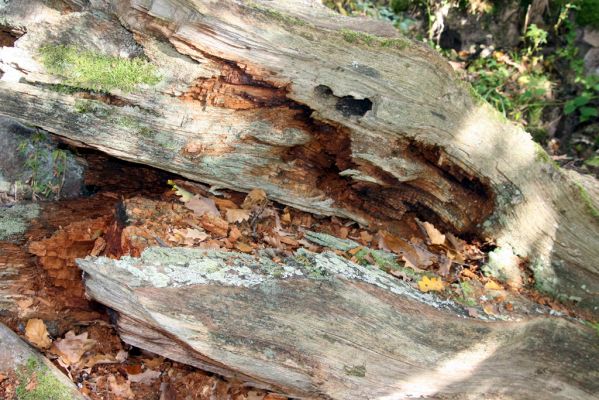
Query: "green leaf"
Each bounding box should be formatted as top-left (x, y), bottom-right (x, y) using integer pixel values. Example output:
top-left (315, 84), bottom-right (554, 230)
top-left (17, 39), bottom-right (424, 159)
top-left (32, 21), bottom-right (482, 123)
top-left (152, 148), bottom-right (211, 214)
top-left (585, 156), bottom-right (599, 168)
top-left (564, 100), bottom-right (577, 114)
top-left (573, 95), bottom-right (590, 107)
top-left (580, 106), bottom-right (599, 122)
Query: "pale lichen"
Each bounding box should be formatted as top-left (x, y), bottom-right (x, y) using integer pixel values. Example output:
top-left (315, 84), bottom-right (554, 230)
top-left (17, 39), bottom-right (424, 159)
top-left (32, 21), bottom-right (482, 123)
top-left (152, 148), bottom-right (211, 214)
top-left (0, 203), bottom-right (39, 240)
top-left (78, 245), bottom-right (461, 313)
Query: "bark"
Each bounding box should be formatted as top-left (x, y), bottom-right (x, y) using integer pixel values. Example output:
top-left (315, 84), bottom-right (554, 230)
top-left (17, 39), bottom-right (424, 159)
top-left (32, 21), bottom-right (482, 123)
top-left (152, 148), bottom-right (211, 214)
top-left (77, 247), bottom-right (599, 400)
top-left (0, 0), bottom-right (598, 311)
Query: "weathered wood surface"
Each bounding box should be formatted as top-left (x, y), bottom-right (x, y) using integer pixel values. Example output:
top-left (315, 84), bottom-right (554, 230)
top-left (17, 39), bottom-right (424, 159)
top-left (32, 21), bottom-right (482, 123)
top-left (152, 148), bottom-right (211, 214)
top-left (78, 247), bottom-right (599, 400)
top-left (0, 0), bottom-right (598, 311)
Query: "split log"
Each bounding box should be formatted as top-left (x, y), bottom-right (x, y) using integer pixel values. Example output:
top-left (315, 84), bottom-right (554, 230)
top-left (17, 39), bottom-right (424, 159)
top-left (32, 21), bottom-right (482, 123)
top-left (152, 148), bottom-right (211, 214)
top-left (0, 1), bottom-right (598, 311)
top-left (77, 247), bottom-right (599, 400)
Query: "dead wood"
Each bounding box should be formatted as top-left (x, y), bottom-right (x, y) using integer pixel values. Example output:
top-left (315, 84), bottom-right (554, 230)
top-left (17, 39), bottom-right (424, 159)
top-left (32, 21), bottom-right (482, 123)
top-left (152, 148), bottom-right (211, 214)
top-left (0, 0), bottom-right (597, 311)
top-left (77, 247), bottom-right (599, 400)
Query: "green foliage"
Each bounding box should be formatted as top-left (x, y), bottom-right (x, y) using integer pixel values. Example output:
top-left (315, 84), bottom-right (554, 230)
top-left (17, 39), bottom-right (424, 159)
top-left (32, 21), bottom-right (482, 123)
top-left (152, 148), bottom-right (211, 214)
top-left (576, 0), bottom-right (599, 28)
top-left (555, 11), bottom-right (599, 125)
top-left (456, 280), bottom-right (478, 306)
top-left (39, 44), bottom-right (160, 93)
top-left (467, 53), bottom-right (551, 132)
top-left (17, 130), bottom-right (68, 200)
top-left (585, 155), bottom-right (599, 167)
top-left (524, 24), bottom-right (547, 55)
top-left (16, 357), bottom-right (73, 400)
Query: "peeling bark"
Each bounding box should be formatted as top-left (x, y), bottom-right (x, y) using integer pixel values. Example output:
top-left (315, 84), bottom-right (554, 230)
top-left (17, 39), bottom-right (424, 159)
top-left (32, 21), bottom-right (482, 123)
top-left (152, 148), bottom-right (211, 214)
top-left (0, 0), bottom-right (598, 312)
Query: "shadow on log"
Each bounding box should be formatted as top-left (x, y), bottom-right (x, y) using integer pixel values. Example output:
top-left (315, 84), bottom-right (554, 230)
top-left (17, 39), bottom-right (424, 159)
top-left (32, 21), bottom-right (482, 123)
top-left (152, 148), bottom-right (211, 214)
top-left (78, 247), bottom-right (599, 400)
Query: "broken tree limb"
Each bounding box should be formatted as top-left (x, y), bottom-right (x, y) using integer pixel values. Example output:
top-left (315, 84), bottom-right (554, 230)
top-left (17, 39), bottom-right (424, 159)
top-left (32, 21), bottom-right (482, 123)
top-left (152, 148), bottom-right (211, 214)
top-left (0, 0), bottom-right (598, 311)
top-left (77, 247), bottom-right (599, 400)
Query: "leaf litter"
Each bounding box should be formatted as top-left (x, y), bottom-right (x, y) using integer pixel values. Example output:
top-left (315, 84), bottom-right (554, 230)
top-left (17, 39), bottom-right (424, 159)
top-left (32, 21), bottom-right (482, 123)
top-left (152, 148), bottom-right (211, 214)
top-left (3, 168), bottom-right (593, 400)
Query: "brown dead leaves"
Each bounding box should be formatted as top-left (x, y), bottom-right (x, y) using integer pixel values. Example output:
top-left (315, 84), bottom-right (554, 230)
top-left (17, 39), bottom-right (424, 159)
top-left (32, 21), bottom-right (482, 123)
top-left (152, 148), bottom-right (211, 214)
top-left (51, 331), bottom-right (96, 366)
top-left (25, 319), bottom-right (52, 349)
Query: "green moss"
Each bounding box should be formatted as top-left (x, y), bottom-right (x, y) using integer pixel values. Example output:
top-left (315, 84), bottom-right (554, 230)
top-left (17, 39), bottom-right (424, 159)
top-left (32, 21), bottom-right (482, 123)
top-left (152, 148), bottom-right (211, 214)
top-left (533, 143), bottom-right (560, 169)
top-left (44, 84), bottom-right (84, 94)
top-left (245, 2), bottom-right (308, 26)
top-left (116, 115), bottom-right (154, 137)
top-left (456, 281), bottom-right (478, 307)
top-left (343, 364), bottom-right (366, 377)
top-left (16, 357), bottom-right (74, 400)
top-left (576, 0), bottom-right (599, 29)
top-left (72, 99), bottom-right (110, 117)
top-left (586, 321), bottom-right (599, 337)
top-left (39, 44), bottom-right (160, 93)
top-left (575, 181), bottom-right (599, 220)
top-left (340, 29), bottom-right (407, 49)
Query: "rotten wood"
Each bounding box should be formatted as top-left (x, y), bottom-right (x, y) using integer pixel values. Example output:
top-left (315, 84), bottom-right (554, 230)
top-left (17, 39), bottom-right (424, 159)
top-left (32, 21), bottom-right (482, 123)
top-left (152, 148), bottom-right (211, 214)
top-left (0, 0), bottom-right (597, 312)
top-left (77, 247), bottom-right (599, 400)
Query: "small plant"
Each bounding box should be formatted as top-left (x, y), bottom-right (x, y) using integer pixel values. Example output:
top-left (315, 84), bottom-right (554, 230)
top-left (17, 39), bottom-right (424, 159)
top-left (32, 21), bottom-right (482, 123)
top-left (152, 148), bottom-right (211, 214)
top-left (17, 130), bottom-right (69, 200)
top-left (524, 24), bottom-right (548, 56)
top-left (39, 44), bottom-right (160, 93)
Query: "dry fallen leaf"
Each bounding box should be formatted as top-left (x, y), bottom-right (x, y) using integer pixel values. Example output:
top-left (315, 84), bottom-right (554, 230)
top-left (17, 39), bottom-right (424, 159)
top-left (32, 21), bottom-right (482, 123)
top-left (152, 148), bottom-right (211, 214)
top-left (25, 319), bottom-right (52, 349)
top-left (83, 353), bottom-right (119, 368)
top-left (360, 231), bottom-right (373, 245)
top-left (199, 214), bottom-right (229, 237)
top-left (417, 276), bottom-right (445, 292)
top-left (128, 369), bottom-right (161, 385)
top-left (235, 242), bottom-right (253, 253)
top-left (482, 303), bottom-right (500, 316)
top-left (242, 189), bottom-right (267, 210)
top-left (51, 331), bottom-right (96, 365)
top-left (186, 195), bottom-right (220, 217)
top-left (213, 197), bottom-right (239, 211)
top-left (226, 208), bottom-right (251, 223)
top-left (228, 225), bottom-right (242, 242)
top-left (421, 221), bottom-right (446, 245)
top-left (108, 375), bottom-right (134, 399)
top-left (484, 280), bottom-right (503, 291)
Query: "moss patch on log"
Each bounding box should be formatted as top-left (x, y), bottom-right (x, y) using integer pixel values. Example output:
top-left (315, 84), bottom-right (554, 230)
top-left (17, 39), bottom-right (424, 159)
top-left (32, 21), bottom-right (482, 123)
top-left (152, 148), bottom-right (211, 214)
top-left (16, 357), bottom-right (74, 400)
top-left (574, 181), bottom-right (599, 220)
top-left (339, 29), bottom-right (408, 49)
top-left (39, 45), bottom-right (160, 93)
top-left (244, 2), bottom-right (310, 27)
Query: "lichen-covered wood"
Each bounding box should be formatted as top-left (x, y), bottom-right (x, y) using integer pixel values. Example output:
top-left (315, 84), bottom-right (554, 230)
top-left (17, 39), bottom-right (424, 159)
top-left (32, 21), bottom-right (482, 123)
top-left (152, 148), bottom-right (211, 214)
top-left (0, 0), bottom-right (598, 312)
top-left (77, 247), bottom-right (599, 400)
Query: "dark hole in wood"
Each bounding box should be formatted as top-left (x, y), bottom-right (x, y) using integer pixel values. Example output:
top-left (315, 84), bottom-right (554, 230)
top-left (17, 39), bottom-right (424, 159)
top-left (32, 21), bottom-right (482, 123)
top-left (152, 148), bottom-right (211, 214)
top-left (0, 25), bottom-right (26, 47)
top-left (335, 96), bottom-right (372, 117)
top-left (314, 84), bottom-right (373, 117)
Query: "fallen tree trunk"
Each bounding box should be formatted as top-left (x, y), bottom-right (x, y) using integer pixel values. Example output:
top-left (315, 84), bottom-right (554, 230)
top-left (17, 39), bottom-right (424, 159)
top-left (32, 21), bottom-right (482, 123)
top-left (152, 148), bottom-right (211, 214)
top-left (77, 247), bottom-right (599, 400)
top-left (0, 0), bottom-right (598, 310)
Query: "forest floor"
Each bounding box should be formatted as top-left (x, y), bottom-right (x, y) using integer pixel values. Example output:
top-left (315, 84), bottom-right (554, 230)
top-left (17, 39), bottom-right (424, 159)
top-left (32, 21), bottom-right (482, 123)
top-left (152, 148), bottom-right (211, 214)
top-left (1, 151), bottom-right (596, 400)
